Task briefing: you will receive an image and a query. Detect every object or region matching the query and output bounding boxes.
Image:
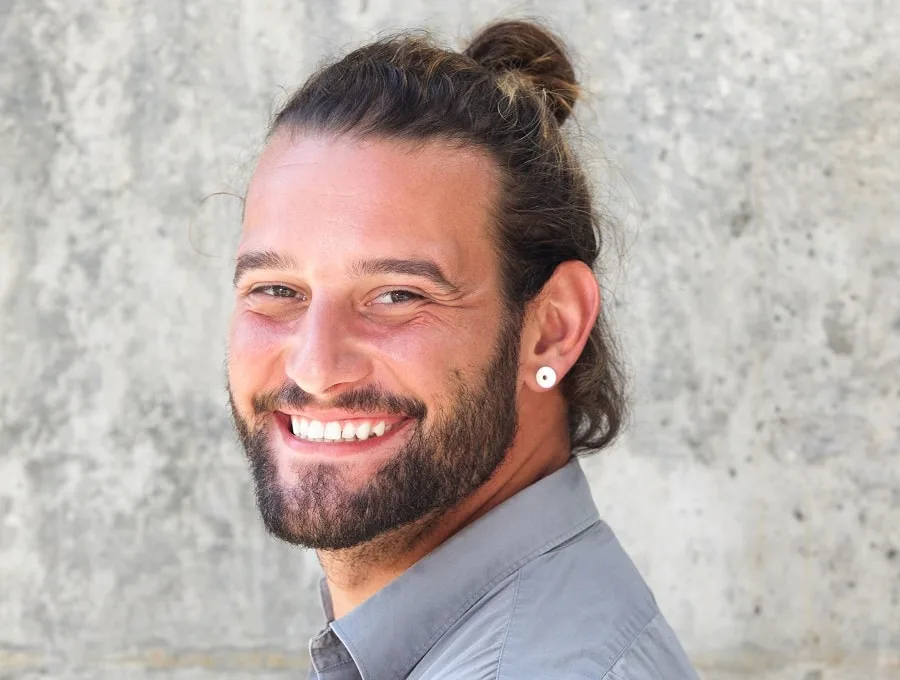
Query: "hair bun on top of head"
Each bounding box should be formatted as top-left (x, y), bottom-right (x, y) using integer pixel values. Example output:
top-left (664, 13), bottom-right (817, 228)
top-left (464, 20), bottom-right (580, 125)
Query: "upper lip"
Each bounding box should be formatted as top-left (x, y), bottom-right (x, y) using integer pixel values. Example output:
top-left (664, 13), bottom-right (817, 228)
top-left (276, 409), bottom-right (407, 422)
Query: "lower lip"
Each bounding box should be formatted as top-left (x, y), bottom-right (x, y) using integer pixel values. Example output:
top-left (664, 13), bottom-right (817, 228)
top-left (273, 413), bottom-right (413, 458)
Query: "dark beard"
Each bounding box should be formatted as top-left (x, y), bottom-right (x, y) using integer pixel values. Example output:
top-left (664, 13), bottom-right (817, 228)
top-left (228, 315), bottom-right (521, 550)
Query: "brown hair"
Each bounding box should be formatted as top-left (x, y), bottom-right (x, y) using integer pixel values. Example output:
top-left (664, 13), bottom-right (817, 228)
top-left (269, 20), bottom-right (627, 453)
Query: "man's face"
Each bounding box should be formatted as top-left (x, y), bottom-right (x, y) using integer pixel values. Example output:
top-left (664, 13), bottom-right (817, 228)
top-left (227, 133), bottom-right (522, 550)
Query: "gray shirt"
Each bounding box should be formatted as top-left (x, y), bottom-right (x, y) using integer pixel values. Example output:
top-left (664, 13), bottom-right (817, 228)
top-left (308, 458), bottom-right (699, 679)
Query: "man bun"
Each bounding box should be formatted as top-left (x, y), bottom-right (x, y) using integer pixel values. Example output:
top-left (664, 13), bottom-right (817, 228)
top-left (464, 20), bottom-right (580, 125)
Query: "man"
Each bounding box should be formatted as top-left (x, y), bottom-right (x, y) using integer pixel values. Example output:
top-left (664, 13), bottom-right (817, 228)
top-left (227, 19), bottom-right (699, 680)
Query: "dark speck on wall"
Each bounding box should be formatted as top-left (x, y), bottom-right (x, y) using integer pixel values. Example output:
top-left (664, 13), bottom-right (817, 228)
top-left (793, 509), bottom-right (806, 522)
top-left (822, 314), bottom-right (854, 355)
top-left (729, 200), bottom-right (753, 237)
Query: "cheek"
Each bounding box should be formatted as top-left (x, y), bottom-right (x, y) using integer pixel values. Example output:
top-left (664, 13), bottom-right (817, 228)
top-left (227, 311), bottom-right (285, 398)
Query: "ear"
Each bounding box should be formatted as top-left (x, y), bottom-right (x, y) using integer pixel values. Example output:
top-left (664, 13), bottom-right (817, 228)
top-left (520, 261), bottom-right (600, 392)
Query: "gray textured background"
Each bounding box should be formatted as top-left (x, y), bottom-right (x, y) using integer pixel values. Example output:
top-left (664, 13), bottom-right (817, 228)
top-left (1, 1), bottom-right (898, 678)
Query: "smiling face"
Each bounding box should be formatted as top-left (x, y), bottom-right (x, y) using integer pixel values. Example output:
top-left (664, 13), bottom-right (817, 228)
top-left (227, 132), bottom-right (523, 550)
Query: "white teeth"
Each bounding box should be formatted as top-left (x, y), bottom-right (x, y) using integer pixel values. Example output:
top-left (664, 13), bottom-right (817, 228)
top-left (323, 421), bottom-right (342, 441)
top-left (289, 417), bottom-right (398, 442)
top-left (307, 420), bottom-right (325, 440)
top-left (355, 422), bottom-right (371, 440)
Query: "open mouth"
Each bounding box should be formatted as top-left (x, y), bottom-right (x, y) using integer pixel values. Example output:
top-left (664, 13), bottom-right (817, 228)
top-left (276, 412), bottom-right (405, 444)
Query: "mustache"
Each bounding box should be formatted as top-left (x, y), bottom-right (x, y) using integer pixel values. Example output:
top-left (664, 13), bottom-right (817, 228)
top-left (252, 382), bottom-right (427, 420)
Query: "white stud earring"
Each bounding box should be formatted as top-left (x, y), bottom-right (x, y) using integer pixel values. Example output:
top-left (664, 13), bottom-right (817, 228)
top-left (536, 366), bottom-right (557, 389)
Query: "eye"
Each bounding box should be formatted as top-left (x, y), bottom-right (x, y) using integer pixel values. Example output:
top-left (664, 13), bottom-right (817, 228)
top-left (371, 290), bottom-right (425, 305)
top-left (251, 284), bottom-right (300, 299)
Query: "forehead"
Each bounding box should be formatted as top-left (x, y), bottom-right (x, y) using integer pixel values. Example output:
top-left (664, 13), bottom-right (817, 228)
top-left (240, 132), bottom-right (500, 281)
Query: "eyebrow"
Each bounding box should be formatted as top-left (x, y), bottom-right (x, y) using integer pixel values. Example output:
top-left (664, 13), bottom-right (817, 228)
top-left (349, 257), bottom-right (460, 294)
top-left (233, 250), bottom-right (460, 294)
top-left (233, 250), bottom-right (298, 287)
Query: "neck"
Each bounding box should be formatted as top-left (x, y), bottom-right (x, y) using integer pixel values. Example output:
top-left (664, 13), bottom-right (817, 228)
top-left (318, 420), bottom-right (572, 620)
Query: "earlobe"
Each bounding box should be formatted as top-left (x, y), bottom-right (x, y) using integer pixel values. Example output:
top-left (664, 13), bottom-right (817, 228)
top-left (524, 261), bottom-right (600, 392)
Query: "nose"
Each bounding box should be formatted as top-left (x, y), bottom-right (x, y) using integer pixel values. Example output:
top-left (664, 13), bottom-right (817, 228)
top-left (284, 298), bottom-right (371, 397)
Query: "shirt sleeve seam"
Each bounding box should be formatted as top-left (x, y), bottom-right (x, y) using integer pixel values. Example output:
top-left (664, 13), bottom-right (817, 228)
top-left (599, 610), bottom-right (661, 680)
top-left (493, 569), bottom-right (523, 680)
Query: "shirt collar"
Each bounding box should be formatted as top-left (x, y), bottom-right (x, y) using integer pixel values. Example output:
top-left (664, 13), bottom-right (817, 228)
top-left (322, 457), bottom-right (600, 680)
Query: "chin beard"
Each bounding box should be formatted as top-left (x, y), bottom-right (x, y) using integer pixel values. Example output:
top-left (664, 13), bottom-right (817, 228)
top-left (229, 316), bottom-right (521, 551)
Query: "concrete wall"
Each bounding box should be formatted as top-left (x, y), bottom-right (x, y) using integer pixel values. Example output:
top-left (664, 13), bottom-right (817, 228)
top-left (1, 1), bottom-right (897, 678)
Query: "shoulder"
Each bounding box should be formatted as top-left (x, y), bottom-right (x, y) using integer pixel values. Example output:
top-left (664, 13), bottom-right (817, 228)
top-left (409, 522), bottom-right (698, 680)
top-left (496, 521), bottom-right (673, 678)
